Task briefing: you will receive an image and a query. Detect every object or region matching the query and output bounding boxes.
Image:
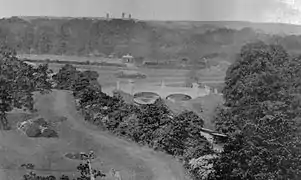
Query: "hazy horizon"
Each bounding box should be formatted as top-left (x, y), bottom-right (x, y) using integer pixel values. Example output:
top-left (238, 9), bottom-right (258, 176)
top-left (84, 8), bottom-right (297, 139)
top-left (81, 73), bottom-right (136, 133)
top-left (1, 0), bottom-right (301, 24)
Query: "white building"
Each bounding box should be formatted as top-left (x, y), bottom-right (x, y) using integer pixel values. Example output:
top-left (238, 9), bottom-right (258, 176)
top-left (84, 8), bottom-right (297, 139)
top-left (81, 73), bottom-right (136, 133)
top-left (122, 54), bottom-right (134, 63)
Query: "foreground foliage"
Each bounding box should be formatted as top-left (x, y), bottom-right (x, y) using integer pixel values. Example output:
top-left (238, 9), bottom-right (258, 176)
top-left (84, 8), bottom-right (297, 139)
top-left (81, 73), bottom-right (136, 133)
top-left (210, 42), bottom-right (301, 180)
top-left (23, 161), bottom-right (106, 180)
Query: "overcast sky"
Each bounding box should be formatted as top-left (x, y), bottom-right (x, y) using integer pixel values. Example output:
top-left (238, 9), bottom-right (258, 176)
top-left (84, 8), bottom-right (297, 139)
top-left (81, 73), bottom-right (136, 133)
top-left (0, 0), bottom-right (300, 24)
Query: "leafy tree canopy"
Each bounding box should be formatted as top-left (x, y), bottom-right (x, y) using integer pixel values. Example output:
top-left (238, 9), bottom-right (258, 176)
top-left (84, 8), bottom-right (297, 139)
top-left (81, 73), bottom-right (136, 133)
top-left (211, 42), bottom-right (301, 180)
top-left (0, 45), bottom-right (52, 129)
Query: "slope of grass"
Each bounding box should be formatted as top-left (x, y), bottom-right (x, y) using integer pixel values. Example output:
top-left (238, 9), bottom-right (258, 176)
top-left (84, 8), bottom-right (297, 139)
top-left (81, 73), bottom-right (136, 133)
top-left (0, 90), bottom-right (190, 180)
top-left (0, 92), bottom-right (152, 180)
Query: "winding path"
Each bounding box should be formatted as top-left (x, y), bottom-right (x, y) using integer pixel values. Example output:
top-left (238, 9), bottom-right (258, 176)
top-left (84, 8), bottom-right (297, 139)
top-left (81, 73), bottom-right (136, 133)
top-left (52, 90), bottom-right (190, 180)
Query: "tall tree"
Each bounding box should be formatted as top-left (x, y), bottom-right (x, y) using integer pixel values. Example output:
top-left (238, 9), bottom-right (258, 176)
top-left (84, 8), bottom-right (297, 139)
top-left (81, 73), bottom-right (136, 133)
top-left (0, 45), bottom-right (52, 129)
top-left (52, 64), bottom-right (81, 90)
top-left (135, 99), bottom-right (172, 145)
top-left (210, 42), bottom-right (301, 180)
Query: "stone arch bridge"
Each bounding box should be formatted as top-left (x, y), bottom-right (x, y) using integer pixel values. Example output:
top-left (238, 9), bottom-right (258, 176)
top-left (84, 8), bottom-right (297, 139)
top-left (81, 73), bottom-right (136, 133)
top-left (115, 80), bottom-right (211, 99)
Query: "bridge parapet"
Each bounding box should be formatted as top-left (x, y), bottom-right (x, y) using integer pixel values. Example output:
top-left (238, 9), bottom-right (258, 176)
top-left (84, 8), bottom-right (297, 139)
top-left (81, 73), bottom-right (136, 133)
top-left (115, 80), bottom-right (211, 99)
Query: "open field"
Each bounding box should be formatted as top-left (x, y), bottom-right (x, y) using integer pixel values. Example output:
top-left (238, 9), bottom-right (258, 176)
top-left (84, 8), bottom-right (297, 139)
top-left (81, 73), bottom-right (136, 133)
top-left (46, 62), bottom-right (225, 89)
top-left (0, 90), bottom-right (189, 180)
top-left (18, 54), bottom-right (123, 64)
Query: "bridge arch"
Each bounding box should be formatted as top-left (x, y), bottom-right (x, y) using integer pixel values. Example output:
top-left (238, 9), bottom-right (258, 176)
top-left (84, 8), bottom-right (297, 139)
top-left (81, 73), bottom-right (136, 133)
top-left (133, 92), bottom-right (160, 105)
top-left (166, 93), bottom-right (192, 102)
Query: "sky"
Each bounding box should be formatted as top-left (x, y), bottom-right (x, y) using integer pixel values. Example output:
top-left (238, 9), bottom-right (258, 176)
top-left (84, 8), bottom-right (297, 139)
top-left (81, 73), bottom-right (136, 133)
top-left (0, 0), bottom-right (301, 24)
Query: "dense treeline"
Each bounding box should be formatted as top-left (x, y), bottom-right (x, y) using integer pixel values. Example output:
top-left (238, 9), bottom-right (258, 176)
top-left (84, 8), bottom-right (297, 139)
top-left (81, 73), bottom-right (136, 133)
top-left (2, 16), bottom-right (301, 62)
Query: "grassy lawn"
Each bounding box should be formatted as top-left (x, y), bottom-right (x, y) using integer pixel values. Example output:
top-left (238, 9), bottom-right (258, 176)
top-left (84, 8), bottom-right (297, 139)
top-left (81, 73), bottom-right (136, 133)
top-left (0, 92), bottom-right (153, 180)
top-left (0, 90), bottom-right (189, 180)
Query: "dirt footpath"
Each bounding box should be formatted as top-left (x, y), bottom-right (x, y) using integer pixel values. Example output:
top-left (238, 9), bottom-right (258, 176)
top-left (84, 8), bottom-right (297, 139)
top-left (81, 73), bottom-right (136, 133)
top-left (52, 90), bottom-right (190, 180)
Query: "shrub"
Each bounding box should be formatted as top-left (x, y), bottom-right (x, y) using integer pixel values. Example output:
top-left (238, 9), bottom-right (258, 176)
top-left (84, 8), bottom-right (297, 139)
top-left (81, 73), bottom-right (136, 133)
top-left (25, 124), bottom-right (41, 137)
top-left (41, 128), bottom-right (58, 138)
top-left (33, 117), bottom-right (49, 127)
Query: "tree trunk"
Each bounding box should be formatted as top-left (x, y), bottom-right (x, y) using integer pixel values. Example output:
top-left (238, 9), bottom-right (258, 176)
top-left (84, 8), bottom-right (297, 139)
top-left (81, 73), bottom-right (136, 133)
top-left (0, 111), bottom-right (9, 130)
top-left (88, 158), bottom-right (95, 180)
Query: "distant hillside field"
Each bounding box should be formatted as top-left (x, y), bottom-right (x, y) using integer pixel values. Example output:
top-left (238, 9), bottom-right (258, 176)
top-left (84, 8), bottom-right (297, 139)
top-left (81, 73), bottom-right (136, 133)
top-left (1, 16), bottom-right (301, 63)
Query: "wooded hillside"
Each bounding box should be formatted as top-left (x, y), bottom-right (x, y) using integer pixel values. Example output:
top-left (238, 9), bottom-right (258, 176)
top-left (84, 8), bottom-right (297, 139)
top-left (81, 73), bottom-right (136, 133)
top-left (2, 16), bottom-right (301, 62)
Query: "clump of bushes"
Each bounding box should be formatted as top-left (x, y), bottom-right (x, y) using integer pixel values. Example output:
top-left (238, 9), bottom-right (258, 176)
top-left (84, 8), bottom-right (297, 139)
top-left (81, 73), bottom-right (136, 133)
top-left (25, 123), bottom-right (41, 137)
top-left (41, 128), bottom-right (58, 138)
top-left (18, 117), bottom-right (58, 138)
top-left (22, 157), bottom-right (106, 180)
top-left (21, 163), bottom-right (35, 170)
top-left (65, 152), bottom-right (97, 161)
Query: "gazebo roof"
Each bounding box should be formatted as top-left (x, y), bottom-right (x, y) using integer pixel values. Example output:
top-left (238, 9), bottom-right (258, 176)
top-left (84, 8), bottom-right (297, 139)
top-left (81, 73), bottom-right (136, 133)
top-left (122, 54), bottom-right (133, 58)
